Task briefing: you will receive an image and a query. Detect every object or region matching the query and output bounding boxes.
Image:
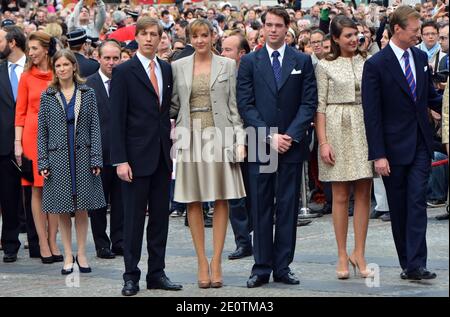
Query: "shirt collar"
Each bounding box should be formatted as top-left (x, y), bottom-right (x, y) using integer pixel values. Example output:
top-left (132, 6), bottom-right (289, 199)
top-left (266, 43), bottom-right (286, 60)
top-left (98, 69), bottom-right (110, 83)
top-left (389, 40), bottom-right (413, 61)
top-left (136, 51), bottom-right (160, 70)
top-left (8, 54), bottom-right (26, 69)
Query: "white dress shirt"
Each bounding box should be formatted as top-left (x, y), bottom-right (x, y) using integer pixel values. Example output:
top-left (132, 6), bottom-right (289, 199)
top-left (266, 43), bottom-right (286, 67)
top-left (98, 69), bottom-right (111, 97)
top-left (8, 54), bottom-right (26, 82)
top-left (389, 41), bottom-right (417, 82)
top-left (136, 51), bottom-right (163, 104)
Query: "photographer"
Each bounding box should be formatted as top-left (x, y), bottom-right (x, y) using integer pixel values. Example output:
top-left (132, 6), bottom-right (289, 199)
top-left (67, 0), bottom-right (106, 42)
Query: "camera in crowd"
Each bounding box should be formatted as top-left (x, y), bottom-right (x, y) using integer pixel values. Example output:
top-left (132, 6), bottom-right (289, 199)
top-left (358, 33), bottom-right (365, 45)
top-left (432, 70), bottom-right (449, 83)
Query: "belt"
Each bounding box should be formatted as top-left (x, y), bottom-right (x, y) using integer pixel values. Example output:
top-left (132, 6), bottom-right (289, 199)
top-left (190, 107), bottom-right (211, 113)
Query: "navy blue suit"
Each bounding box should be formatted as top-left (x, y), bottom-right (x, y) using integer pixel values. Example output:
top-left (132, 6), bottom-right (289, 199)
top-left (362, 45), bottom-right (442, 273)
top-left (110, 55), bottom-right (173, 284)
top-left (237, 45), bottom-right (317, 279)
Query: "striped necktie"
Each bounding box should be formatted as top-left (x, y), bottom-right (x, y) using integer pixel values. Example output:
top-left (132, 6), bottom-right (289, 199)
top-left (403, 51), bottom-right (416, 102)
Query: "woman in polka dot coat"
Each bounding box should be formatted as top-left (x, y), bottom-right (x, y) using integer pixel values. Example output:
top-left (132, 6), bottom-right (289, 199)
top-left (37, 49), bottom-right (105, 273)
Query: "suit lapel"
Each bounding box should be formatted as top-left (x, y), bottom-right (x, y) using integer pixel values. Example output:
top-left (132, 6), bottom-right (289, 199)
top-left (411, 47), bottom-right (424, 103)
top-left (182, 54), bottom-right (194, 100)
top-left (256, 46), bottom-right (277, 96)
top-left (130, 55), bottom-right (158, 98)
top-left (278, 46), bottom-right (296, 90)
top-left (0, 62), bottom-right (14, 106)
top-left (384, 45), bottom-right (415, 103)
top-left (210, 54), bottom-right (224, 88)
top-left (93, 72), bottom-right (108, 103)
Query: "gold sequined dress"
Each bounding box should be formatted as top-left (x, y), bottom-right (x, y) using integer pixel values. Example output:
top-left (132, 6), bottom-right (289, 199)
top-left (173, 73), bottom-right (246, 203)
top-left (315, 55), bottom-right (374, 182)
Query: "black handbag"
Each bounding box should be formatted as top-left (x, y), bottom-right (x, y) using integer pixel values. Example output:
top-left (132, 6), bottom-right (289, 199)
top-left (11, 156), bottom-right (34, 182)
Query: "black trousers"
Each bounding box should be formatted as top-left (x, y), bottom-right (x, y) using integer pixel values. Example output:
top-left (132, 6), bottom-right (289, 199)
top-left (22, 186), bottom-right (39, 257)
top-left (229, 161), bottom-right (252, 250)
top-left (122, 155), bottom-right (171, 283)
top-left (0, 155), bottom-right (21, 254)
top-left (89, 165), bottom-right (124, 251)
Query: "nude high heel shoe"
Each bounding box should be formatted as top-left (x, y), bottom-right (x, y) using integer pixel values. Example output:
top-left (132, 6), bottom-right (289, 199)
top-left (349, 255), bottom-right (374, 278)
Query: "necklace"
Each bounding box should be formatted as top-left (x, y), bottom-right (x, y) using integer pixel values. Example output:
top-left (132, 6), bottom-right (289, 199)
top-left (61, 86), bottom-right (74, 102)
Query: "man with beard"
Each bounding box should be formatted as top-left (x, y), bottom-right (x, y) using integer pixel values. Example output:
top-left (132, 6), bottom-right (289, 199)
top-left (0, 25), bottom-right (26, 262)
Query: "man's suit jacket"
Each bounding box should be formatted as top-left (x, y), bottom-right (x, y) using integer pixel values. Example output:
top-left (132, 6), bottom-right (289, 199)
top-left (171, 44), bottom-right (195, 62)
top-left (110, 55), bottom-right (173, 177)
top-left (0, 60), bottom-right (16, 156)
top-left (170, 54), bottom-right (245, 149)
top-left (86, 72), bottom-right (111, 165)
top-left (362, 45), bottom-right (442, 165)
top-left (237, 45), bottom-right (318, 163)
top-left (75, 52), bottom-right (100, 78)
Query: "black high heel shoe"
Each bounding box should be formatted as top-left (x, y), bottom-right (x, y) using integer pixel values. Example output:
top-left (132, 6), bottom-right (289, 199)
top-left (76, 255), bottom-right (92, 273)
top-left (61, 256), bottom-right (75, 275)
top-left (52, 254), bottom-right (64, 262)
top-left (40, 255), bottom-right (54, 264)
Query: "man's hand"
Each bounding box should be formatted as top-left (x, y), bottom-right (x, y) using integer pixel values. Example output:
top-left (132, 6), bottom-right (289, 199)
top-left (270, 134), bottom-right (292, 154)
top-left (375, 158), bottom-right (391, 176)
top-left (117, 162), bottom-right (133, 182)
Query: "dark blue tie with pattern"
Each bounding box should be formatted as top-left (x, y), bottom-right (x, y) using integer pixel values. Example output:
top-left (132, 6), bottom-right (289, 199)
top-left (271, 50), bottom-right (281, 88)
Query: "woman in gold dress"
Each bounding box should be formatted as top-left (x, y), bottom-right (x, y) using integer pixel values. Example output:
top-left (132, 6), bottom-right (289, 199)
top-left (315, 15), bottom-right (374, 279)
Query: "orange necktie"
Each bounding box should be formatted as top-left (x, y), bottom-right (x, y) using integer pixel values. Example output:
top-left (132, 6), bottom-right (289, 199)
top-left (149, 60), bottom-right (160, 102)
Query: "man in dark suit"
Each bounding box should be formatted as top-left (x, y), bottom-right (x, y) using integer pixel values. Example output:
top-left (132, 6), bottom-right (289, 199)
top-left (110, 17), bottom-right (182, 296)
top-left (86, 39), bottom-right (124, 260)
top-left (362, 6), bottom-right (442, 281)
top-left (237, 7), bottom-right (318, 288)
top-left (67, 28), bottom-right (99, 78)
top-left (0, 25), bottom-right (26, 262)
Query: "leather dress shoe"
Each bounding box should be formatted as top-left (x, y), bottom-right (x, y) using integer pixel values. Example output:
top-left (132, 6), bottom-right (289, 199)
top-left (370, 210), bottom-right (387, 219)
top-left (273, 271), bottom-right (300, 285)
top-left (111, 246), bottom-right (124, 256)
top-left (228, 247), bottom-right (252, 260)
top-left (96, 248), bottom-right (116, 259)
top-left (436, 213), bottom-right (449, 220)
top-left (246, 274), bottom-right (269, 288)
top-left (122, 280), bottom-right (139, 296)
top-left (400, 269), bottom-right (407, 280)
top-left (147, 275), bottom-right (183, 291)
top-left (380, 213), bottom-right (391, 222)
top-left (3, 252), bottom-right (18, 263)
top-left (404, 268), bottom-right (437, 280)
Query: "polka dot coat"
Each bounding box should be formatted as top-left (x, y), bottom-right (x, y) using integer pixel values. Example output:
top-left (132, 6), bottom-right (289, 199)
top-left (37, 84), bottom-right (106, 213)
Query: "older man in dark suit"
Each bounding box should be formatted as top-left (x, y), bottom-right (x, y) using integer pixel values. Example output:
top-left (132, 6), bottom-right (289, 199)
top-left (110, 17), bottom-right (182, 296)
top-left (86, 39), bottom-right (124, 260)
top-left (362, 6), bottom-right (442, 281)
top-left (237, 7), bottom-right (318, 288)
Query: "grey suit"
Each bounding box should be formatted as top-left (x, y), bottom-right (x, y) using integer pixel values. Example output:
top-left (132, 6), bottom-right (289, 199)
top-left (170, 54), bottom-right (246, 149)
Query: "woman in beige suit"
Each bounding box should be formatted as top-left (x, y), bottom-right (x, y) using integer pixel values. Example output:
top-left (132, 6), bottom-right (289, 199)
top-left (315, 16), bottom-right (373, 280)
top-left (170, 19), bottom-right (246, 289)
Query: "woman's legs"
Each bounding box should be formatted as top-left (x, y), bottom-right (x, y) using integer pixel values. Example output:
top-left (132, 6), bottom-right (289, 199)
top-left (211, 200), bottom-right (228, 283)
top-left (331, 182), bottom-right (351, 274)
top-left (187, 202), bottom-right (209, 283)
top-left (75, 210), bottom-right (89, 267)
top-left (47, 213), bottom-right (60, 255)
top-left (351, 179), bottom-right (372, 273)
top-left (31, 187), bottom-right (51, 258)
top-left (58, 213), bottom-right (73, 268)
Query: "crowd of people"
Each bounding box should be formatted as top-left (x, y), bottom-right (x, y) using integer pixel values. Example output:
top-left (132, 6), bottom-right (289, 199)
top-left (0, 0), bottom-right (448, 296)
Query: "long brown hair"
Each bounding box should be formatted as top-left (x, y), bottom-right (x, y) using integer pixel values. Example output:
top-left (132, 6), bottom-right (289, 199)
top-left (326, 15), bottom-right (367, 61)
top-left (25, 31), bottom-right (56, 71)
top-left (48, 49), bottom-right (85, 90)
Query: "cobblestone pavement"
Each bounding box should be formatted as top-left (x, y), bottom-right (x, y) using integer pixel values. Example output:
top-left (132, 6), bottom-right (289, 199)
top-left (0, 206), bottom-right (448, 297)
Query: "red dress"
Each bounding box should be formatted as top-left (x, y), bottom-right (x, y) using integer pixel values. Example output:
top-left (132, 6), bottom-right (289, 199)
top-left (15, 66), bottom-right (52, 187)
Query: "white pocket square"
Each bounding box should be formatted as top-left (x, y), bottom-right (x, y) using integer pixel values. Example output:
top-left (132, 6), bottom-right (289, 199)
top-left (291, 69), bottom-right (302, 75)
top-left (424, 66), bottom-right (428, 72)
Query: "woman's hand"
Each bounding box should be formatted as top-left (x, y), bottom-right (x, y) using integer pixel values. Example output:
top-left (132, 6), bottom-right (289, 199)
top-left (236, 144), bottom-right (247, 162)
top-left (92, 167), bottom-right (101, 176)
top-left (14, 141), bottom-right (23, 167)
top-left (319, 143), bottom-right (336, 166)
top-left (40, 169), bottom-right (50, 179)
